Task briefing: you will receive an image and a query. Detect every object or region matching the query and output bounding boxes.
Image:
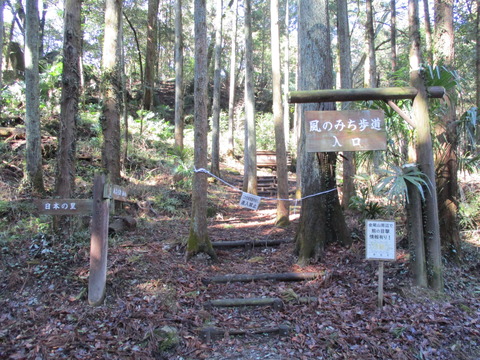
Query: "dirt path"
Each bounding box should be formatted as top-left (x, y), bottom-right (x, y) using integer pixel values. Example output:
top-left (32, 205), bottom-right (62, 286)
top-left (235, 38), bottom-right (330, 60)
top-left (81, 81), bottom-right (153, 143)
top-left (1, 169), bottom-right (479, 359)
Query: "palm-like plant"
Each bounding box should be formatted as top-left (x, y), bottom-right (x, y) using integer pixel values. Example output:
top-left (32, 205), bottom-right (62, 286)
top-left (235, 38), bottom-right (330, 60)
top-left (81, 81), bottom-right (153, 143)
top-left (457, 108), bottom-right (479, 174)
top-left (375, 164), bottom-right (432, 204)
top-left (425, 65), bottom-right (461, 92)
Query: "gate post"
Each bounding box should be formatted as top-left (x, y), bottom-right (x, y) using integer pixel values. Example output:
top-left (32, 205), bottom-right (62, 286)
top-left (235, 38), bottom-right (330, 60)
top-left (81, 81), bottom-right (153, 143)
top-left (404, 165), bottom-right (428, 287)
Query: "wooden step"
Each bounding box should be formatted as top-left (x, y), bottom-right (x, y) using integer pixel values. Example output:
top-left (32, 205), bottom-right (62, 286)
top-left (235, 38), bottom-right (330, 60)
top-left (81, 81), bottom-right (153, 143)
top-left (204, 297), bottom-right (284, 310)
top-left (202, 271), bottom-right (322, 285)
top-left (211, 239), bottom-right (292, 249)
top-left (199, 324), bottom-right (290, 342)
top-left (258, 185), bottom-right (276, 190)
top-left (258, 192), bottom-right (275, 197)
top-left (203, 296), bottom-right (317, 310)
top-left (257, 176), bottom-right (277, 183)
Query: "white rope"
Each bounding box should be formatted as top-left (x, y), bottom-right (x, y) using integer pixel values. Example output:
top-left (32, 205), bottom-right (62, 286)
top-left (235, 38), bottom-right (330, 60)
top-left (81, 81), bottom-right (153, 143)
top-left (194, 167), bottom-right (240, 191)
top-left (194, 167), bottom-right (337, 204)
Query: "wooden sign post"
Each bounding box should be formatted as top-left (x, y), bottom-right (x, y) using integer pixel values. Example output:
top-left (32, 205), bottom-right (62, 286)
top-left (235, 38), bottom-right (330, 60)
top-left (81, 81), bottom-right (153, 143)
top-left (365, 220), bottom-right (396, 308)
top-left (88, 174), bottom-right (110, 306)
top-left (35, 173), bottom-right (128, 306)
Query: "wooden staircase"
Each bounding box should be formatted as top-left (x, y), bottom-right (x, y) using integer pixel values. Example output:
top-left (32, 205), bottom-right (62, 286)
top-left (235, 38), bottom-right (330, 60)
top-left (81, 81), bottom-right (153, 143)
top-left (197, 240), bottom-right (324, 344)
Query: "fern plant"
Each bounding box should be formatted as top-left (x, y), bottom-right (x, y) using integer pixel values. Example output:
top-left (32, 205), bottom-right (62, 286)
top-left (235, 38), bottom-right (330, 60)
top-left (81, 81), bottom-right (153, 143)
top-left (349, 196), bottom-right (386, 220)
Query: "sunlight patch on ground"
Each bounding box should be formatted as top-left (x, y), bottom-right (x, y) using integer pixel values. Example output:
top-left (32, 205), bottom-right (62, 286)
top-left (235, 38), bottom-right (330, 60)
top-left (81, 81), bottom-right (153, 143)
top-left (462, 230), bottom-right (480, 248)
top-left (210, 207), bottom-right (300, 230)
top-left (133, 281), bottom-right (178, 311)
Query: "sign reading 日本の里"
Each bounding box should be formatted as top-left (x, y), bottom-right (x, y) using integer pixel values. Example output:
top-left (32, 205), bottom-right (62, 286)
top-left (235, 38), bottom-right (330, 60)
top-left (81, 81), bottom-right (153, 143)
top-left (305, 110), bottom-right (387, 152)
top-left (36, 199), bottom-right (93, 215)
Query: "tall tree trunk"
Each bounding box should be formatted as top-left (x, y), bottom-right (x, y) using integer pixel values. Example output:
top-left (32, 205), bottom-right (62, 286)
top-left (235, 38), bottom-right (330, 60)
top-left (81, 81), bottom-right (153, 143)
top-left (423, 0), bottom-right (433, 64)
top-left (390, 0), bottom-right (397, 75)
top-left (294, 72), bottom-right (300, 196)
top-left (295, 0), bottom-right (350, 265)
top-left (143, 0), bottom-right (160, 110)
top-left (283, 0), bottom-right (290, 151)
top-left (259, 7), bottom-right (268, 90)
top-left (210, 0), bottom-right (223, 177)
top-left (38, 1), bottom-right (46, 56)
top-left (174, 0), bottom-right (184, 150)
top-left (25, 0), bottom-right (44, 194)
top-left (5, 1), bottom-right (23, 80)
top-left (477, 0), bottom-right (480, 152)
top-left (206, 29), bottom-right (215, 76)
top-left (243, 0), bottom-right (257, 195)
top-left (101, 0), bottom-right (122, 184)
top-left (365, 0), bottom-right (382, 172)
top-left (365, 0), bottom-right (377, 88)
top-left (123, 12), bottom-right (143, 86)
top-left (409, 0), bottom-right (443, 291)
top-left (120, 11), bottom-right (128, 164)
top-left (271, 0), bottom-right (289, 226)
top-left (434, 0), bottom-right (454, 65)
top-left (226, 0), bottom-right (238, 158)
top-left (337, 0), bottom-right (355, 209)
top-left (187, 0), bottom-right (217, 261)
top-left (5, 11), bottom-right (14, 72)
top-left (79, 8), bottom-right (85, 103)
top-left (0, 0), bottom-right (4, 92)
top-left (14, 0), bottom-right (25, 33)
top-left (55, 0), bottom-right (82, 235)
top-left (434, 0), bottom-right (461, 260)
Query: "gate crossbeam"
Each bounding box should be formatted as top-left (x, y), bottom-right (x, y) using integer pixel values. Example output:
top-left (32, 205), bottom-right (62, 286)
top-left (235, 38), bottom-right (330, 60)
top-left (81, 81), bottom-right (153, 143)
top-left (288, 86), bottom-right (445, 104)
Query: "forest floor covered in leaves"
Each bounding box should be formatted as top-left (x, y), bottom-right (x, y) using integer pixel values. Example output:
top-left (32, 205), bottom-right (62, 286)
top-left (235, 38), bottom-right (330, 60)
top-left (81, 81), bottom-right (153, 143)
top-left (1, 162), bottom-right (479, 360)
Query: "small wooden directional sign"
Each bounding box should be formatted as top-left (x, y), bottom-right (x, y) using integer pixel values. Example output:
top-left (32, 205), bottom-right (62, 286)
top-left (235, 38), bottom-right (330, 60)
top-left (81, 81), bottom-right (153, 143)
top-left (103, 183), bottom-right (128, 201)
top-left (32, 175), bottom-right (129, 307)
top-left (305, 110), bottom-right (387, 152)
top-left (36, 199), bottom-right (93, 215)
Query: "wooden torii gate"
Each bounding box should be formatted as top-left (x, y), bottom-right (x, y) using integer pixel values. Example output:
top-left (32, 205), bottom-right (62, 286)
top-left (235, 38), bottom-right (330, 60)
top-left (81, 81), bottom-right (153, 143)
top-left (288, 85), bottom-right (446, 290)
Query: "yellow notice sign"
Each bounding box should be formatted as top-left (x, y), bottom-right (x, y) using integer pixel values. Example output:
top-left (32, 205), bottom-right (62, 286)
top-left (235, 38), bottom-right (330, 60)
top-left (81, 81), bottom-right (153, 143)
top-left (365, 220), bottom-right (396, 261)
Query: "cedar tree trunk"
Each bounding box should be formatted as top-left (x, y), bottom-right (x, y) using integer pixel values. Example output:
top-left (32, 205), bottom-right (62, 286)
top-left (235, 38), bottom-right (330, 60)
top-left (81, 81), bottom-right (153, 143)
top-left (210, 0), bottom-right (223, 177)
top-left (25, 0), bottom-right (44, 193)
top-left (295, 0), bottom-right (350, 265)
top-left (243, 0), bottom-right (257, 195)
top-left (187, 0), bottom-right (217, 261)
top-left (271, 0), bottom-right (289, 226)
top-left (101, 0), bottom-right (122, 184)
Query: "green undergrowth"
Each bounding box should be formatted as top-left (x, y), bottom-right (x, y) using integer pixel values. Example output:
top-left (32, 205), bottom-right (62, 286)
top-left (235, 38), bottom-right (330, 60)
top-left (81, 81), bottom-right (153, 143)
top-left (0, 106), bottom-right (200, 249)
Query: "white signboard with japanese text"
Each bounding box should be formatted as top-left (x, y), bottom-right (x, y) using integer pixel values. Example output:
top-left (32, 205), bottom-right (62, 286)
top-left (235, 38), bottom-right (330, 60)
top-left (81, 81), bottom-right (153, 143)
top-left (239, 192), bottom-right (261, 210)
top-left (365, 220), bottom-right (396, 261)
top-left (306, 110), bottom-right (387, 152)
